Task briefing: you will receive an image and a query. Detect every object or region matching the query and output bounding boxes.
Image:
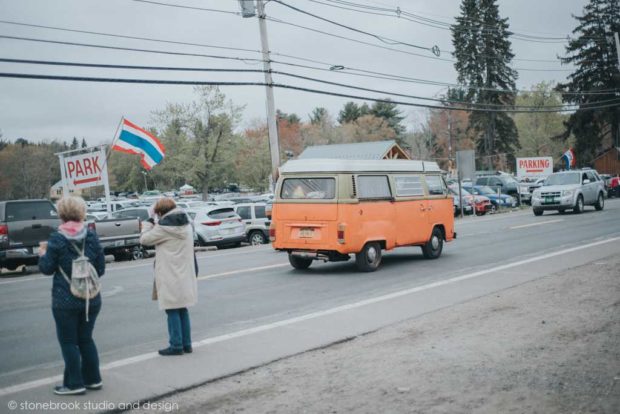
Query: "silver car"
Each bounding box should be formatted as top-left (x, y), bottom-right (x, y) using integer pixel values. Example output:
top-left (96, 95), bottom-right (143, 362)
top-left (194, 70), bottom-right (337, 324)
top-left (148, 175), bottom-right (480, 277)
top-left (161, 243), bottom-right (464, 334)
top-left (531, 170), bottom-right (605, 215)
top-left (187, 206), bottom-right (246, 247)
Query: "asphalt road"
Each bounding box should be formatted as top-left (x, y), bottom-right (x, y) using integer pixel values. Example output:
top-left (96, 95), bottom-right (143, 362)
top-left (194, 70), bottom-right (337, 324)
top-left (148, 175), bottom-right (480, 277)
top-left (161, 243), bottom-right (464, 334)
top-left (1, 200), bottom-right (619, 390)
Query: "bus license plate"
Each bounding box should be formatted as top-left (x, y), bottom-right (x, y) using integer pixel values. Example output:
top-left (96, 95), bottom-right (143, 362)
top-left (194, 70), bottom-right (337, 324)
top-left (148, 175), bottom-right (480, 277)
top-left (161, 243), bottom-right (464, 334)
top-left (299, 228), bottom-right (314, 238)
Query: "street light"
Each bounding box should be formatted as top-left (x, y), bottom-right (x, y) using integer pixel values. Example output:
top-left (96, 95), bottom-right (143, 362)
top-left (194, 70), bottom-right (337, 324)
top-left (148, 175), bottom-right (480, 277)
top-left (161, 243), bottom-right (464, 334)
top-left (141, 171), bottom-right (148, 192)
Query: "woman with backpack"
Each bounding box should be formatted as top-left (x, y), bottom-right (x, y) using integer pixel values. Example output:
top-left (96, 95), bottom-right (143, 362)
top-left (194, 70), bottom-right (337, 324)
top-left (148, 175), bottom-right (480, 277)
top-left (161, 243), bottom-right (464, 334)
top-left (39, 196), bottom-right (105, 395)
top-left (140, 198), bottom-right (197, 356)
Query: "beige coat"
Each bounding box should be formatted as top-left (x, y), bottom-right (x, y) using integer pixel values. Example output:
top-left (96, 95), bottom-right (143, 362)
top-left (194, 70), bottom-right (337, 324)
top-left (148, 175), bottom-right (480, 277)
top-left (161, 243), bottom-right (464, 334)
top-left (140, 209), bottom-right (198, 310)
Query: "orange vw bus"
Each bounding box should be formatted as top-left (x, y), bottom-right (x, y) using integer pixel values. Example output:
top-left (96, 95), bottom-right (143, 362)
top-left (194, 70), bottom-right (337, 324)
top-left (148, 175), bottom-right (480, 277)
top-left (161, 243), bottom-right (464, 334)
top-left (270, 159), bottom-right (456, 272)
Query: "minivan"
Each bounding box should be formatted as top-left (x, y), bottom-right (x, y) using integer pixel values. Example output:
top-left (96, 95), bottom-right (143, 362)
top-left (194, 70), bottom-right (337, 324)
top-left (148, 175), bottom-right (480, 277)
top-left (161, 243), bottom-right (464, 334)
top-left (271, 159), bottom-right (456, 272)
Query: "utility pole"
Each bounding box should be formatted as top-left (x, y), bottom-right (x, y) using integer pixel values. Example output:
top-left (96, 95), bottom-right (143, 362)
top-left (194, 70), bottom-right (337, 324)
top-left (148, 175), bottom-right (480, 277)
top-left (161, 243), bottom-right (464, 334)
top-left (615, 32), bottom-right (620, 148)
top-left (240, 0), bottom-right (280, 189)
top-left (257, 0), bottom-right (281, 187)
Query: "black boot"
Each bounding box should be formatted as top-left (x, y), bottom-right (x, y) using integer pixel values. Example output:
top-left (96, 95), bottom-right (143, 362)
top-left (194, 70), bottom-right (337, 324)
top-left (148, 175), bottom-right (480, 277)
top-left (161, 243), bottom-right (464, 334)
top-left (158, 347), bottom-right (183, 356)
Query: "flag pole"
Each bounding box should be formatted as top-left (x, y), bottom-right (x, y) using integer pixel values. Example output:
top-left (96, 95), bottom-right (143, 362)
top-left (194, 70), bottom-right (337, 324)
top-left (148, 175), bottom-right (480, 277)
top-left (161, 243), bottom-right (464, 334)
top-left (101, 117), bottom-right (123, 215)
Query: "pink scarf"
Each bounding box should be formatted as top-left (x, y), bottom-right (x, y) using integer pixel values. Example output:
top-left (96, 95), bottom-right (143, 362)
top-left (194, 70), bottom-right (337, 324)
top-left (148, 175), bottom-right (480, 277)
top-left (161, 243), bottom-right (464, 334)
top-left (58, 221), bottom-right (85, 237)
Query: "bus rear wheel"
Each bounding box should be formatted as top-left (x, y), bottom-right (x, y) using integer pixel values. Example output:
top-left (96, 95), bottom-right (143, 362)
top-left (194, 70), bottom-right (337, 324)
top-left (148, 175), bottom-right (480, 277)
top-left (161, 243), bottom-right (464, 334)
top-left (288, 253), bottom-right (312, 270)
top-left (355, 242), bottom-right (382, 272)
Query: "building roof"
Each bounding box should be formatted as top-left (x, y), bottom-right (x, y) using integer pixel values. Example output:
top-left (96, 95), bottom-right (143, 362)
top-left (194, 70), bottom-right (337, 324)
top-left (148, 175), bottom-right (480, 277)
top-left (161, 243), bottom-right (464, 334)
top-left (298, 140), bottom-right (409, 160)
top-left (279, 159), bottom-right (441, 174)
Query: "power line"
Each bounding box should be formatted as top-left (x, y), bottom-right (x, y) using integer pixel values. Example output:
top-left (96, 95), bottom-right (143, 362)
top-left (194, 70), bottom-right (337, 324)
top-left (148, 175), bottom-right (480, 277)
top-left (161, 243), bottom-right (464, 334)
top-left (318, 0), bottom-right (606, 42)
top-left (0, 20), bottom-right (260, 56)
top-left (304, 0), bottom-right (582, 64)
top-left (1, 72), bottom-right (618, 113)
top-left (0, 35), bottom-right (263, 65)
top-left (6, 57), bottom-right (609, 110)
top-left (0, 34), bottom-right (612, 96)
top-left (271, 0), bottom-right (438, 53)
top-left (131, 0), bottom-right (240, 15)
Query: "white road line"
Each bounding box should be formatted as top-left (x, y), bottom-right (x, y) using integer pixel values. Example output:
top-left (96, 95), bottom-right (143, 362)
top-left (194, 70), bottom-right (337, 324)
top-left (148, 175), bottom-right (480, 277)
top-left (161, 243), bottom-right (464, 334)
top-left (0, 275), bottom-right (48, 285)
top-left (0, 246), bottom-right (276, 285)
top-left (1, 235), bottom-right (618, 398)
top-left (510, 219), bottom-right (563, 229)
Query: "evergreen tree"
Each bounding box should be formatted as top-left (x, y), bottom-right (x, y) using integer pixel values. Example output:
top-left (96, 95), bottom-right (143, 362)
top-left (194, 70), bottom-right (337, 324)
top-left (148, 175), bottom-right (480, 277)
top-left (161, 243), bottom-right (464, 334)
top-left (556, 0), bottom-right (620, 165)
top-left (338, 102), bottom-right (362, 124)
top-left (451, 0), bottom-right (519, 169)
top-left (369, 100), bottom-right (405, 137)
top-left (70, 137), bottom-right (79, 150)
top-left (81, 138), bottom-right (88, 148)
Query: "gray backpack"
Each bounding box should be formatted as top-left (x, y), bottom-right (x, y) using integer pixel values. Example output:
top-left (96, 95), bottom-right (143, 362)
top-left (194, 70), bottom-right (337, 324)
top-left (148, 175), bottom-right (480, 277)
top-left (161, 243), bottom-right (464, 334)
top-left (59, 238), bottom-right (101, 321)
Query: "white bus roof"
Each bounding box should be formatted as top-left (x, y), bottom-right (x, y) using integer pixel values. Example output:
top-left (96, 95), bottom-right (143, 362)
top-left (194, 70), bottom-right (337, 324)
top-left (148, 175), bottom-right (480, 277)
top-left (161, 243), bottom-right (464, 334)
top-left (279, 159), bottom-right (442, 174)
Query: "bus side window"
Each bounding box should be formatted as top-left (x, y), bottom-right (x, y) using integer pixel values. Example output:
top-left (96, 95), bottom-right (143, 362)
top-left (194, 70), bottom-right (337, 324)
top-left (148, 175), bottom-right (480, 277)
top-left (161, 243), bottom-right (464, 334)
top-left (358, 175), bottom-right (392, 199)
top-left (425, 175), bottom-right (446, 195)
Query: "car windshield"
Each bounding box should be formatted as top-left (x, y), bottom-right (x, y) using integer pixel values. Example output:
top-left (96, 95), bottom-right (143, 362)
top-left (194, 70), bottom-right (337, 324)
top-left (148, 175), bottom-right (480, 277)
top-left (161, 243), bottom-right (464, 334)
top-left (449, 186), bottom-right (471, 196)
top-left (544, 173), bottom-right (580, 186)
top-left (476, 186), bottom-right (496, 195)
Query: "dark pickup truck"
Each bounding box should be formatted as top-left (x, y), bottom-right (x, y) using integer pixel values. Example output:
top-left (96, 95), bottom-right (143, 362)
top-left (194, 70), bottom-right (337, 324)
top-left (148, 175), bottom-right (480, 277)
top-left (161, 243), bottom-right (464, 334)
top-left (0, 200), bottom-right (60, 271)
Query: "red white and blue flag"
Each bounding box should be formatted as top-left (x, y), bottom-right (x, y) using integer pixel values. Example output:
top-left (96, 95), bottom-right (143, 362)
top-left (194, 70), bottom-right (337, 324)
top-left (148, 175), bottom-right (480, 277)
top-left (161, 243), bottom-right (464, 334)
top-left (112, 119), bottom-right (165, 170)
top-left (562, 148), bottom-right (575, 170)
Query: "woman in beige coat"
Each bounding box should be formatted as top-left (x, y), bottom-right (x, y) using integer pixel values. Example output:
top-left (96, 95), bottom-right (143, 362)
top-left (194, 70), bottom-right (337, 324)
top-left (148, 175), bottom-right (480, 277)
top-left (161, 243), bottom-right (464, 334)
top-left (140, 198), bottom-right (198, 356)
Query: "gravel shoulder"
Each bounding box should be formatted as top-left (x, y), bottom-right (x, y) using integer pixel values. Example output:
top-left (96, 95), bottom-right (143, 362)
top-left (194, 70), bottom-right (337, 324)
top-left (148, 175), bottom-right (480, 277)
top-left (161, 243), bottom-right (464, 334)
top-left (140, 254), bottom-right (620, 414)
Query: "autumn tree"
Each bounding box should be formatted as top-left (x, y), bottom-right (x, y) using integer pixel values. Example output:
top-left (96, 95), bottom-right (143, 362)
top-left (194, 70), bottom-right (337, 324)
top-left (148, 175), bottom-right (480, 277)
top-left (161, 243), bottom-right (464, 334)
top-left (514, 82), bottom-right (570, 159)
top-left (340, 115), bottom-right (397, 143)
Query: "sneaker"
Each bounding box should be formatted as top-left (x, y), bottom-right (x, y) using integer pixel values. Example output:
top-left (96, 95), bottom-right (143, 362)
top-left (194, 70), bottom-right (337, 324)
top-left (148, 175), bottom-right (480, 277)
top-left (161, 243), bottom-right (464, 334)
top-left (53, 386), bottom-right (86, 395)
top-left (183, 346), bottom-right (193, 354)
top-left (85, 382), bottom-right (103, 390)
top-left (158, 347), bottom-right (183, 356)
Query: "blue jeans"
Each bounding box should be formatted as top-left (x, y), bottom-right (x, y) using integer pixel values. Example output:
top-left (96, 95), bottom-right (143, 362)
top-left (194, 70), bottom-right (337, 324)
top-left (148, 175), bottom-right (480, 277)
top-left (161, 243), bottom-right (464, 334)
top-left (52, 306), bottom-right (102, 389)
top-left (165, 308), bottom-right (191, 350)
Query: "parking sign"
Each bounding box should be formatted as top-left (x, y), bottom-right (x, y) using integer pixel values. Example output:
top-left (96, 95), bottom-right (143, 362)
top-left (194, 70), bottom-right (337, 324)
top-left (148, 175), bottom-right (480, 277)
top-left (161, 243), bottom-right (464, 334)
top-left (62, 148), bottom-right (108, 190)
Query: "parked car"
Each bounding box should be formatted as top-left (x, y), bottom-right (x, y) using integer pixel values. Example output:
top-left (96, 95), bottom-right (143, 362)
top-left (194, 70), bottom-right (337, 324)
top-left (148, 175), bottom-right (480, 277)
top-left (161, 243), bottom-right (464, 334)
top-left (447, 186), bottom-right (473, 216)
top-left (0, 200), bottom-right (60, 271)
top-left (464, 185), bottom-right (517, 209)
top-left (607, 175), bottom-right (620, 198)
top-left (233, 203), bottom-right (271, 245)
top-left (531, 169), bottom-right (606, 215)
top-left (476, 173), bottom-right (529, 204)
top-left (140, 190), bottom-right (163, 203)
top-left (111, 207), bottom-right (151, 221)
top-left (187, 206), bottom-right (246, 248)
top-left (449, 185), bottom-right (492, 215)
top-left (527, 176), bottom-right (548, 195)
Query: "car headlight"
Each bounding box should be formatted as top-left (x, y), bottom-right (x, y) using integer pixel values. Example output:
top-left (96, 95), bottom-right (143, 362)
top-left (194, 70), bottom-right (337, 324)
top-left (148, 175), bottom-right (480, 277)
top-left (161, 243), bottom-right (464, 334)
top-left (562, 190), bottom-right (574, 197)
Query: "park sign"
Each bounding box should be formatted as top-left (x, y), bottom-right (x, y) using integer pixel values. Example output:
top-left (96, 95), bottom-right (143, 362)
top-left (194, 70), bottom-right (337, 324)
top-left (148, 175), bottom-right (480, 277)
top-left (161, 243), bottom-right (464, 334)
top-left (516, 157), bottom-right (553, 178)
top-left (61, 148), bottom-right (109, 190)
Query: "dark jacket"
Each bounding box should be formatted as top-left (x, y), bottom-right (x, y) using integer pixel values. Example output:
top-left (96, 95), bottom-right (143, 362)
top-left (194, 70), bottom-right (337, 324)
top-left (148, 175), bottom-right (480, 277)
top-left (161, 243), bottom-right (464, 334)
top-left (39, 229), bottom-right (106, 309)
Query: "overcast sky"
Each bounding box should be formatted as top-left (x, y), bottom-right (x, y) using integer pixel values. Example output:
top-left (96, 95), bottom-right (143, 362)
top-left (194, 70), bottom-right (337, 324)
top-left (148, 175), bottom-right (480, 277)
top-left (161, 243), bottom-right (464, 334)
top-left (0, 0), bottom-right (587, 145)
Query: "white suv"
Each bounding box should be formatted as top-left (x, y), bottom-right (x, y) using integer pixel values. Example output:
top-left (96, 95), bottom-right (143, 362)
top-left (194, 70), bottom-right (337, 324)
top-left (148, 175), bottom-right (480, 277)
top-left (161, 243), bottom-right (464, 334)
top-left (234, 203), bottom-right (270, 245)
top-left (531, 170), bottom-right (605, 215)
